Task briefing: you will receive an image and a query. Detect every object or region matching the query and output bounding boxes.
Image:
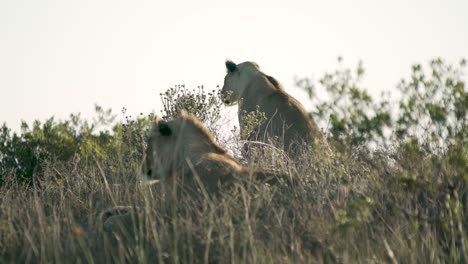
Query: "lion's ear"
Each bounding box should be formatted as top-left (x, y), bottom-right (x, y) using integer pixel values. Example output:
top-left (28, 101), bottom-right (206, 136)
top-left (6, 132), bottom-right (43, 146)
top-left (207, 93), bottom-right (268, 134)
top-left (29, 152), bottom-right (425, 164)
top-left (158, 123), bottom-right (172, 136)
top-left (226, 60), bottom-right (237, 73)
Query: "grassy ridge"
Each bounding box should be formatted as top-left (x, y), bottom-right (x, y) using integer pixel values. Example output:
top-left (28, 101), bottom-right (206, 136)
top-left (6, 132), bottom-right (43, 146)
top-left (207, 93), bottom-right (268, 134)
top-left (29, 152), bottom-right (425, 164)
top-left (0, 58), bottom-right (466, 262)
top-left (0, 140), bottom-right (466, 263)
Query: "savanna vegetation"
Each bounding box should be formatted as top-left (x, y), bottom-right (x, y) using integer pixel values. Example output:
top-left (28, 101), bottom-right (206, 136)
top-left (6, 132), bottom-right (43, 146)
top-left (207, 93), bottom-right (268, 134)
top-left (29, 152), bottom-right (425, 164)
top-left (0, 58), bottom-right (466, 263)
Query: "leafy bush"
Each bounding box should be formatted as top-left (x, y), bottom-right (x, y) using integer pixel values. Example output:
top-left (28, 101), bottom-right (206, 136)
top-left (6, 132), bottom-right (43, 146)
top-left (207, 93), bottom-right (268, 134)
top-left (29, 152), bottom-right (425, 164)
top-left (395, 58), bottom-right (467, 154)
top-left (296, 57), bottom-right (467, 157)
top-left (0, 105), bottom-right (150, 185)
top-left (296, 57), bottom-right (392, 152)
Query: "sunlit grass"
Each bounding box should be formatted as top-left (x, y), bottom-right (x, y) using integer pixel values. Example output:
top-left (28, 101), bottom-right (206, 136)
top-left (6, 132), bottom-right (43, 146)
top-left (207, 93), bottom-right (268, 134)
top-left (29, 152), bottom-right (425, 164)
top-left (0, 142), bottom-right (466, 263)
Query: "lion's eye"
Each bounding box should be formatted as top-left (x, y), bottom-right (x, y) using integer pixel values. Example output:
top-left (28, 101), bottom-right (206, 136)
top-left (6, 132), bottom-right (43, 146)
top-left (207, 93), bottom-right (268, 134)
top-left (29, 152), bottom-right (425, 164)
top-left (158, 123), bottom-right (172, 136)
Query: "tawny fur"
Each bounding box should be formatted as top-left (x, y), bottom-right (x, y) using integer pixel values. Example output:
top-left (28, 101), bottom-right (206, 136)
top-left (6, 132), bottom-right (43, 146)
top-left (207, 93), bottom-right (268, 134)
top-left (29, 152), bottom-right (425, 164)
top-left (222, 60), bottom-right (332, 159)
top-left (99, 113), bottom-right (291, 231)
top-left (142, 112), bottom-right (286, 195)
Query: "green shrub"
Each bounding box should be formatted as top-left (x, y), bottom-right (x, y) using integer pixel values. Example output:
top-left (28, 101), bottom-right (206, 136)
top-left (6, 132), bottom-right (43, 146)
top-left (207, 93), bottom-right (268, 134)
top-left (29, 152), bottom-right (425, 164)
top-left (396, 58), bottom-right (467, 154)
top-left (296, 57), bottom-right (392, 152)
top-left (0, 105), bottom-right (150, 185)
top-left (296, 57), bottom-right (467, 157)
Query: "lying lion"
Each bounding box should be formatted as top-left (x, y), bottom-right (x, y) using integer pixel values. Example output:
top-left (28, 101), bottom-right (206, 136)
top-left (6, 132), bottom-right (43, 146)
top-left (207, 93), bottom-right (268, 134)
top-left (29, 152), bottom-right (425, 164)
top-left (222, 60), bottom-right (332, 159)
top-left (142, 111), bottom-right (290, 195)
top-left (98, 112), bottom-right (290, 232)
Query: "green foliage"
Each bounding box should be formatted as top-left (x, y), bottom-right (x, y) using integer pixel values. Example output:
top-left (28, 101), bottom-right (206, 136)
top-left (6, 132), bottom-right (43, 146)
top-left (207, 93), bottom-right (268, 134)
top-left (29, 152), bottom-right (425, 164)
top-left (396, 58), bottom-right (467, 154)
top-left (336, 196), bottom-right (376, 231)
top-left (296, 57), bottom-right (467, 157)
top-left (296, 57), bottom-right (392, 152)
top-left (0, 105), bottom-right (151, 186)
top-left (0, 115), bottom-right (88, 184)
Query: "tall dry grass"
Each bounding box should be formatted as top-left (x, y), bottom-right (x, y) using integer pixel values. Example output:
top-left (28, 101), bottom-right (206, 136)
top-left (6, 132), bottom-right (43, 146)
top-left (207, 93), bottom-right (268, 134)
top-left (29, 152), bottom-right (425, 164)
top-left (0, 142), bottom-right (466, 263)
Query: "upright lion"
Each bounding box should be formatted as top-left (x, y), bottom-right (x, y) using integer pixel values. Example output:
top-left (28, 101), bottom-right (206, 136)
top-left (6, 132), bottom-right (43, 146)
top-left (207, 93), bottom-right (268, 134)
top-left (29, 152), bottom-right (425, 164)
top-left (142, 111), bottom-right (288, 195)
top-left (222, 60), bottom-right (331, 159)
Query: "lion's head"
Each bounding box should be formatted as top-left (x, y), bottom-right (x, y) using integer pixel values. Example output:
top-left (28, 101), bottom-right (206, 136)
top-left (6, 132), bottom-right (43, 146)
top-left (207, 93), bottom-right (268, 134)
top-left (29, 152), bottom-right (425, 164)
top-left (222, 60), bottom-right (261, 105)
top-left (141, 111), bottom-right (227, 184)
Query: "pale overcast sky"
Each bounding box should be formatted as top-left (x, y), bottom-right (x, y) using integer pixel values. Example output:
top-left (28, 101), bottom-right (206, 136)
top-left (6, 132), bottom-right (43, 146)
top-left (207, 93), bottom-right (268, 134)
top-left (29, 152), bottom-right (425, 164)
top-left (1, 0), bottom-right (467, 130)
